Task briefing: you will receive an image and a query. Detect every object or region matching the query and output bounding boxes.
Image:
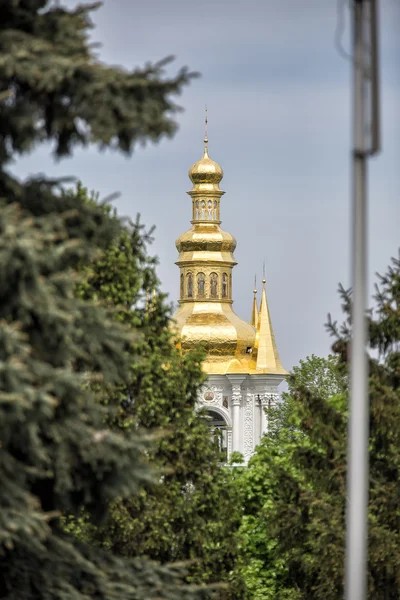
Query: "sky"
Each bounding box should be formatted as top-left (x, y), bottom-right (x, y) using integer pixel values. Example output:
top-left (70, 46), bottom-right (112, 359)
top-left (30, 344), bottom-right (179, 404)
top-left (13, 0), bottom-right (400, 372)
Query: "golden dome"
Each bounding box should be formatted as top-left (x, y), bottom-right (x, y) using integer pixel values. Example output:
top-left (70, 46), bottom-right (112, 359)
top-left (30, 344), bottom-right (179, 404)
top-left (188, 139), bottom-right (223, 186)
top-left (173, 132), bottom-right (259, 375)
top-left (176, 223), bottom-right (236, 256)
top-left (172, 125), bottom-right (287, 376)
top-left (173, 301), bottom-right (256, 362)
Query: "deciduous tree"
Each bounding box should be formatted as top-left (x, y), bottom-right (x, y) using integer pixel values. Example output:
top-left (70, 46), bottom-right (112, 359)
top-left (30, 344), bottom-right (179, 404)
top-left (236, 254), bottom-right (400, 599)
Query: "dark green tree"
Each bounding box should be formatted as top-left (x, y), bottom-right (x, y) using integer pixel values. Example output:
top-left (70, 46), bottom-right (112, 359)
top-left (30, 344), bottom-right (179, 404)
top-left (0, 0), bottom-right (195, 201)
top-left (0, 193), bottom-right (210, 600)
top-left (0, 2), bottom-right (204, 598)
top-left (67, 184), bottom-right (243, 599)
top-left (236, 253), bottom-right (400, 600)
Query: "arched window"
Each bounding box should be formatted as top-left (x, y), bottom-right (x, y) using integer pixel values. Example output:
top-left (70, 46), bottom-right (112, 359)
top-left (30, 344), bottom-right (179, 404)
top-left (222, 273), bottom-right (228, 298)
top-left (180, 273), bottom-right (184, 298)
top-left (229, 274), bottom-right (232, 298)
top-left (206, 410), bottom-right (228, 460)
top-left (201, 200), bottom-right (206, 219)
top-left (195, 200), bottom-right (199, 220)
top-left (210, 272), bottom-right (218, 298)
top-left (197, 272), bottom-right (205, 297)
top-left (187, 272), bottom-right (193, 298)
top-left (214, 200), bottom-right (218, 220)
top-left (208, 200), bottom-right (213, 220)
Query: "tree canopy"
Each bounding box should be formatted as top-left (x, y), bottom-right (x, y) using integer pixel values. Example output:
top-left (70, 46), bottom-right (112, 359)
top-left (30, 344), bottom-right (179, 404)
top-left (0, 0), bottom-right (196, 200)
top-left (236, 253), bottom-right (400, 599)
top-left (66, 184), bottom-right (243, 599)
top-left (0, 2), bottom-right (205, 598)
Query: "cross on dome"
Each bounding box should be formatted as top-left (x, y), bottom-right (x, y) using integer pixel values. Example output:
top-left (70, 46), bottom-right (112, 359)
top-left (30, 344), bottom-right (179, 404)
top-left (188, 110), bottom-right (223, 187)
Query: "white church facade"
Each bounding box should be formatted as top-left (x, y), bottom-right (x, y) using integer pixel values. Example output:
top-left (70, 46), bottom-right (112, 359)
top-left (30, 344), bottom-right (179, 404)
top-left (172, 129), bottom-right (287, 462)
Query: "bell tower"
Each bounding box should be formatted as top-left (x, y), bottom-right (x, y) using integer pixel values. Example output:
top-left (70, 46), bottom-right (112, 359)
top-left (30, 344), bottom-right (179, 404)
top-left (173, 119), bottom-right (288, 461)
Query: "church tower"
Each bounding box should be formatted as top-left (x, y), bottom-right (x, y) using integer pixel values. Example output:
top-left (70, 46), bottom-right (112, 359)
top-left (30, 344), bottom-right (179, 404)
top-left (173, 124), bottom-right (287, 461)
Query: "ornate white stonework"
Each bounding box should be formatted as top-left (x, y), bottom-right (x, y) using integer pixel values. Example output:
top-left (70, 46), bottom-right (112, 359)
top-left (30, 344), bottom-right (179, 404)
top-left (231, 384), bottom-right (241, 404)
top-left (227, 427), bottom-right (232, 456)
top-left (198, 375), bottom-right (283, 461)
top-left (201, 385), bottom-right (224, 406)
top-left (243, 391), bottom-right (254, 458)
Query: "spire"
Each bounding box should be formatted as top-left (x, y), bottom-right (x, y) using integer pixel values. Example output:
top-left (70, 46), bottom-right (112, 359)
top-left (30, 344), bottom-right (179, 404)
top-left (188, 110), bottom-right (224, 191)
top-left (174, 130), bottom-right (288, 378)
top-left (251, 275), bottom-right (259, 329)
top-left (204, 104), bottom-right (208, 156)
top-left (255, 276), bottom-right (287, 374)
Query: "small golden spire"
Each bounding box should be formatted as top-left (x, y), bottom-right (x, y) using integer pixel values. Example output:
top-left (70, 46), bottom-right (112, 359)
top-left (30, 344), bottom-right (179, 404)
top-left (251, 274), bottom-right (259, 329)
top-left (255, 277), bottom-right (287, 373)
top-left (204, 105), bottom-right (208, 156)
top-left (188, 108), bottom-right (223, 188)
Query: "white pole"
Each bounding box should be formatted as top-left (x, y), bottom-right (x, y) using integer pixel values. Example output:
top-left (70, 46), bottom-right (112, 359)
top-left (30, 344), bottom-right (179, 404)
top-left (345, 2), bottom-right (369, 599)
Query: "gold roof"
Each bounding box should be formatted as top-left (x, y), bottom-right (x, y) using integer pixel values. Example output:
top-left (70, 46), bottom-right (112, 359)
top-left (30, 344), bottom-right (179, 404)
top-left (188, 136), bottom-right (223, 189)
top-left (254, 280), bottom-right (287, 374)
top-left (189, 147), bottom-right (223, 186)
top-left (172, 127), bottom-right (287, 377)
top-left (173, 300), bottom-right (256, 366)
top-left (176, 222), bottom-right (236, 258)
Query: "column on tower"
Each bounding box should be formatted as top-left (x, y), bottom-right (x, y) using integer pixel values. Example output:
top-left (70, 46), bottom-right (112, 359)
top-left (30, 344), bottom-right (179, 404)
top-left (227, 375), bottom-right (246, 454)
top-left (260, 394), bottom-right (269, 436)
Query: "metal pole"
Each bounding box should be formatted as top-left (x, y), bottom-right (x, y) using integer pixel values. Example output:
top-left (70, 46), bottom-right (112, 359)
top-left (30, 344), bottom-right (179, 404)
top-left (345, 2), bottom-right (369, 599)
top-left (370, 0), bottom-right (380, 154)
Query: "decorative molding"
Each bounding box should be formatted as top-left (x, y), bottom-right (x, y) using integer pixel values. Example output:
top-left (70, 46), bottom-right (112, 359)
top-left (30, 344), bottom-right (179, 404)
top-left (227, 427), bottom-right (232, 458)
top-left (200, 385), bottom-right (223, 406)
top-left (231, 383), bottom-right (241, 406)
top-left (243, 391), bottom-right (254, 457)
top-left (259, 393), bottom-right (279, 436)
top-left (197, 376), bottom-right (281, 459)
top-left (260, 393), bottom-right (279, 407)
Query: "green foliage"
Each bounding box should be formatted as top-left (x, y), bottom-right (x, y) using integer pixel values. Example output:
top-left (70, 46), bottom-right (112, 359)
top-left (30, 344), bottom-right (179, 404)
top-left (236, 355), bottom-right (347, 600)
top-left (0, 198), bottom-right (206, 599)
top-left (67, 184), bottom-right (243, 598)
top-left (0, 1), bottom-right (196, 175)
top-left (236, 253), bottom-right (400, 599)
top-left (0, 2), bottom-right (204, 598)
top-left (288, 354), bottom-right (346, 399)
top-left (268, 354), bottom-right (346, 440)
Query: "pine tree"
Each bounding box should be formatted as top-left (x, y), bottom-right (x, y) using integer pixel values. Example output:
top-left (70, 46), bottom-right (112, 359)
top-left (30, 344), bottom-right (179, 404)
top-left (0, 0), bottom-right (195, 201)
top-left (236, 253), bottom-right (400, 599)
top-left (0, 194), bottom-right (208, 600)
top-left (0, 2), bottom-right (203, 598)
top-left (68, 185), bottom-right (243, 599)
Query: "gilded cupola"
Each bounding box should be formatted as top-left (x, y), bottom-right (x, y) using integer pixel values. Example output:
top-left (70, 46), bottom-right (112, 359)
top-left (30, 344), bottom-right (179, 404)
top-left (172, 120), bottom-right (287, 377)
top-left (188, 140), bottom-right (223, 188)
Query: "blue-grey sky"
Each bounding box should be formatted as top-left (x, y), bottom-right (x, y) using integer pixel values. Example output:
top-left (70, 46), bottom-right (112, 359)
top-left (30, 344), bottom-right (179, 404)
top-left (13, 0), bottom-right (400, 372)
